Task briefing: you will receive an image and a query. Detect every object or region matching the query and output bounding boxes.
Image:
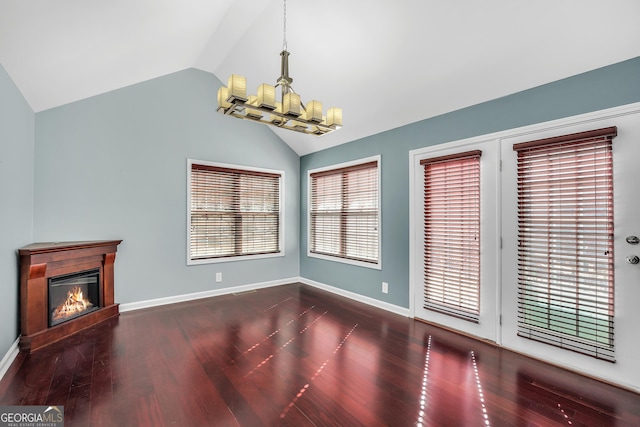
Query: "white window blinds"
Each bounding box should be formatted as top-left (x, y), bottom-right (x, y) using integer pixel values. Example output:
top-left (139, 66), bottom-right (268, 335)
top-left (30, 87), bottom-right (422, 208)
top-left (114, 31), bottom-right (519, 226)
top-left (421, 150), bottom-right (481, 322)
top-left (189, 162), bottom-right (281, 262)
top-left (513, 126), bottom-right (616, 361)
top-left (310, 160), bottom-right (379, 264)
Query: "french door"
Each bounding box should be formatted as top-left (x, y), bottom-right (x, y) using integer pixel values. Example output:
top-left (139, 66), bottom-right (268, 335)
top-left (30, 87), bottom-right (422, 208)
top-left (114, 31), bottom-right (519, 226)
top-left (411, 139), bottom-right (499, 343)
top-left (411, 105), bottom-right (640, 389)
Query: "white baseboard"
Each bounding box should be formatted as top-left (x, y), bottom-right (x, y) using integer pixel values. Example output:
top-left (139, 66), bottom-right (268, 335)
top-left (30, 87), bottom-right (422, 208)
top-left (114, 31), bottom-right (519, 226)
top-left (119, 277), bottom-right (410, 318)
top-left (119, 277), bottom-right (298, 313)
top-left (299, 277), bottom-right (411, 317)
top-left (0, 338), bottom-right (20, 382)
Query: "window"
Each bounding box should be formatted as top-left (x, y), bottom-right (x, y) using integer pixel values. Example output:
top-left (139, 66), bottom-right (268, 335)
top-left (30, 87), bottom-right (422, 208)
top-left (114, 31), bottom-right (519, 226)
top-left (188, 160), bottom-right (283, 264)
top-left (421, 150), bottom-right (481, 322)
top-left (513, 127), bottom-right (616, 361)
top-left (309, 157), bottom-right (380, 267)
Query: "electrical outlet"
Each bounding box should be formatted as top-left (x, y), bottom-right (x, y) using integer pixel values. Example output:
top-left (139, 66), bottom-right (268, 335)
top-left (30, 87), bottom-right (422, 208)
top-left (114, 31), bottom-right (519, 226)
top-left (382, 282), bottom-right (388, 294)
top-left (216, 272), bottom-right (222, 282)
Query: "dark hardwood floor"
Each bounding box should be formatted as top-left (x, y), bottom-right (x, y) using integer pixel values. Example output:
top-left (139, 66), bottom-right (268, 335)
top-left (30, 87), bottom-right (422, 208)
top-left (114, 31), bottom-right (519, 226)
top-left (1, 283), bottom-right (639, 426)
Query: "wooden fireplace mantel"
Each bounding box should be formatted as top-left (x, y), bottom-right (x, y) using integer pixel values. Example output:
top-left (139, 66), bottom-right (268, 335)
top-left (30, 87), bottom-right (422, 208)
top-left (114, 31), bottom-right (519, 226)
top-left (18, 240), bottom-right (122, 352)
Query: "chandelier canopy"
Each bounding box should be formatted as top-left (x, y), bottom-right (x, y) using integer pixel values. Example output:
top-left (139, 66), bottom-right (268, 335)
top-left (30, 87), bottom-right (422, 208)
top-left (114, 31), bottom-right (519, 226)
top-left (216, 0), bottom-right (342, 136)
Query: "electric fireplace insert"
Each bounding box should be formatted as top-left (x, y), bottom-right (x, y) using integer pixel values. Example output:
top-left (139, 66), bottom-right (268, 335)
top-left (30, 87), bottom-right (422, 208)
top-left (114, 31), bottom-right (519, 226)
top-left (49, 269), bottom-right (101, 327)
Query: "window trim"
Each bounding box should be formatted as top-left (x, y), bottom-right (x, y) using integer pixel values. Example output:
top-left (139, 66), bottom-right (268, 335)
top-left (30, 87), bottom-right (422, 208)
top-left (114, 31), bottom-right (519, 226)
top-left (187, 158), bottom-right (285, 265)
top-left (307, 155), bottom-right (382, 270)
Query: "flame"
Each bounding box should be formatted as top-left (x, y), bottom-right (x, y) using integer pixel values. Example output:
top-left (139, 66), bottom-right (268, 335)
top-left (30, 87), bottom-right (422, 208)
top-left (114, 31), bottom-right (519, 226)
top-left (52, 286), bottom-right (94, 321)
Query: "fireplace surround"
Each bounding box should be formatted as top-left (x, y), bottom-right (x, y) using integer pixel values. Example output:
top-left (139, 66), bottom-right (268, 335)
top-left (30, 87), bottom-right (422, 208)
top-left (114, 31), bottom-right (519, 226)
top-left (18, 240), bottom-right (122, 352)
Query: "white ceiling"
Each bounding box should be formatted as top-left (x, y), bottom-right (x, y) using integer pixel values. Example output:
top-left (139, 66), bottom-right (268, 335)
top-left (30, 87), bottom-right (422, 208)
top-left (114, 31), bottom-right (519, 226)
top-left (1, 0), bottom-right (639, 156)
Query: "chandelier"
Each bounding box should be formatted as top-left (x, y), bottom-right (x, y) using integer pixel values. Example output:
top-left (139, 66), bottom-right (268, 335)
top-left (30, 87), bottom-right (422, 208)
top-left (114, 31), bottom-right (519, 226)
top-left (216, 0), bottom-right (342, 136)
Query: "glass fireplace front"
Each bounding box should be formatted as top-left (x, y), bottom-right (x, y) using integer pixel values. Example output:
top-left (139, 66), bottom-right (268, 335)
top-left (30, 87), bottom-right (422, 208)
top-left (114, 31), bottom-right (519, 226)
top-left (48, 269), bottom-right (100, 327)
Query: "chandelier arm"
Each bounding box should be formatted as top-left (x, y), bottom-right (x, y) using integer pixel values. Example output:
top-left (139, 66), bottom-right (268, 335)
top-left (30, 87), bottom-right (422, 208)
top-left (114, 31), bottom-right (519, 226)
top-left (219, 100), bottom-right (340, 136)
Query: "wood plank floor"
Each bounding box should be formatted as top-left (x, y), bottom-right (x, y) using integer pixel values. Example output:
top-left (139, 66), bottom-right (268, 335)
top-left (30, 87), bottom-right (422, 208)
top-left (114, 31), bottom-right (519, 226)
top-left (1, 283), bottom-right (639, 426)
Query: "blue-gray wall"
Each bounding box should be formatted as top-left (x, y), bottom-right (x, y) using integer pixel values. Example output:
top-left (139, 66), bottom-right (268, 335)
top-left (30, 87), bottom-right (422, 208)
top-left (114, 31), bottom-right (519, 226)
top-left (0, 64), bottom-right (34, 357)
top-left (300, 56), bottom-right (640, 309)
top-left (34, 68), bottom-right (300, 304)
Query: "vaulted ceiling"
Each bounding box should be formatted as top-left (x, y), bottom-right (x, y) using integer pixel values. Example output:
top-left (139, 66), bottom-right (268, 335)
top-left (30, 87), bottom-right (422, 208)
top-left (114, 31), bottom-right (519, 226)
top-left (1, 0), bottom-right (639, 155)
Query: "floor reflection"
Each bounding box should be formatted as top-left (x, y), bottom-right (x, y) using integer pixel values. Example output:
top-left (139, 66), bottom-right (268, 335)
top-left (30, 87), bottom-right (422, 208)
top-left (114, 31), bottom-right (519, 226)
top-left (470, 350), bottom-right (491, 427)
top-left (416, 335), bottom-right (433, 427)
top-left (517, 369), bottom-right (617, 426)
top-left (416, 335), bottom-right (492, 426)
top-left (279, 323), bottom-right (358, 419)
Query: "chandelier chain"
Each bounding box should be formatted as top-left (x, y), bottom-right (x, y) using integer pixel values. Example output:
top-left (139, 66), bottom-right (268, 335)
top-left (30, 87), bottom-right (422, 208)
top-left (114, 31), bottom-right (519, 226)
top-left (282, 0), bottom-right (287, 51)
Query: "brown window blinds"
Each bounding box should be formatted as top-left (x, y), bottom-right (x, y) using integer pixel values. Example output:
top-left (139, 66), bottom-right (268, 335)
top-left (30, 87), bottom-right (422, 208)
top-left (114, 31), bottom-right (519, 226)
top-left (190, 163), bottom-right (281, 261)
top-left (421, 150), bottom-right (481, 322)
top-left (513, 126), bottom-right (616, 361)
top-left (310, 160), bottom-right (379, 264)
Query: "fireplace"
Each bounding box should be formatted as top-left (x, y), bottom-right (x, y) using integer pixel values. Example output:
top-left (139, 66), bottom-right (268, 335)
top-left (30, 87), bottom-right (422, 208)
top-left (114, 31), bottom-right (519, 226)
top-left (19, 240), bottom-right (122, 352)
top-left (49, 269), bottom-right (100, 327)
